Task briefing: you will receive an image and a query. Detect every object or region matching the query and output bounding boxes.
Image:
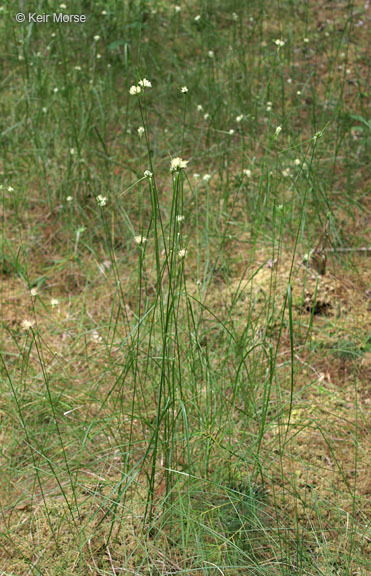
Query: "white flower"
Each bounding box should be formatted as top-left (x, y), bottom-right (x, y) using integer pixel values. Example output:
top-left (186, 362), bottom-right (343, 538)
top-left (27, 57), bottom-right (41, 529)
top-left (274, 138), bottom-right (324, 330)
top-left (174, 6), bottom-right (181, 13)
top-left (134, 235), bottom-right (147, 246)
top-left (42, 107), bottom-right (47, 113)
top-left (60, 3), bottom-right (67, 9)
top-left (101, 10), bottom-right (107, 15)
top-left (129, 85), bottom-right (141, 95)
top-left (94, 35), bottom-right (100, 41)
top-left (7, 186), bottom-right (14, 192)
top-left (91, 330), bottom-right (102, 343)
top-left (70, 148), bottom-right (75, 155)
top-left (96, 195), bottom-right (107, 207)
top-left (266, 101), bottom-right (272, 111)
top-left (178, 249), bottom-right (187, 259)
top-left (66, 195), bottom-right (73, 202)
top-left (243, 169), bottom-right (252, 177)
top-left (144, 170), bottom-right (153, 178)
top-left (203, 173), bottom-right (211, 182)
top-left (229, 129), bottom-right (235, 135)
top-left (294, 158), bottom-right (301, 166)
top-left (137, 126), bottom-right (145, 137)
top-left (138, 78), bottom-right (152, 88)
top-left (181, 86), bottom-right (188, 93)
top-left (232, 12), bottom-right (238, 21)
top-left (74, 65), bottom-right (82, 71)
top-left (96, 53), bottom-right (102, 59)
top-left (236, 114), bottom-right (243, 123)
top-left (297, 90), bottom-right (301, 95)
top-left (21, 319), bottom-right (34, 331)
top-left (197, 104), bottom-right (203, 112)
top-left (53, 87), bottom-right (59, 93)
top-left (274, 39), bottom-right (285, 47)
top-left (287, 78), bottom-right (292, 84)
top-left (274, 125), bottom-right (282, 136)
top-left (30, 288), bottom-right (38, 297)
top-left (204, 113), bottom-right (210, 120)
top-left (195, 15), bottom-right (201, 22)
top-left (170, 157), bottom-right (189, 172)
top-left (193, 173), bottom-right (200, 179)
top-left (282, 168), bottom-right (290, 177)
top-left (303, 37), bottom-right (309, 43)
top-left (51, 298), bottom-right (59, 308)
top-left (208, 50), bottom-right (214, 58)
top-left (176, 215), bottom-right (185, 222)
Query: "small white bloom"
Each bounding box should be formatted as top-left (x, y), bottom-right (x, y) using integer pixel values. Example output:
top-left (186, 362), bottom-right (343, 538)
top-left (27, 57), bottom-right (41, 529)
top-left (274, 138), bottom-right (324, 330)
top-left (229, 129), bottom-right (235, 135)
top-left (193, 173), bottom-right (200, 180)
top-left (236, 114), bottom-right (243, 123)
top-left (21, 319), bottom-right (34, 331)
top-left (53, 87), bottom-right (59, 93)
top-left (195, 15), bottom-right (201, 22)
top-left (208, 50), bottom-right (214, 58)
top-left (170, 157), bottom-right (189, 172)
top-left (282, 168), bottom-right (290, 177)
top-left (74, 65), bottom-right (82, 71)
top-left (42, 107), bottom-right (47, 113)
top-left (91, 330), bottom-right (102, 343)
top-left (70, 148), bottom-right (75, 155)
top-left (287, 78), bottom-right (292, 84)
top-left (30, 288), bottom-right (38, 297)
top-left (181, 86), bottom-right (188, 93)
top-left (94, 35), bottom-right (100, 41)
top-left (8, 186), bottom-right (14, 192)
top-left (60, 3), bottom-right (67, 9)
top-left (297, 90), bottom-right (301, 95)
top-left (203, 173), bottom-right (211, 182)
top-left (174, 5), bottom-right (181, 13)
top-left (232, 12), bottom-right (238, 21)
top-left (274, 125), bottom-right (282, 136)
top-left (138, 78), bottom-right (152, 88)
top-left (243, 169), bottom-right (252, 177)
top-left (266, 101), bottom-right (272, 111)
top-left (303, 37), bottom-right (309, 43)
top-left (274, 39), bottom-right (285, 47)
top-left (294, 158), bottom-right (301, 166)
top-left (129, 85), bottom-right (141, 95)
top-left (51, 298), bottom-right (59, 308)
top-left (101, 10), bottom-right (107, 15)
top-left (96, 195), bottom-right (107, 207)
top-left (137, 126), bottom-right (145, 137)
top-left (144, 170), bottom-right (153, 178)
top-left (204, 113), bottom-right (210, 120)
top-left (197, 104), bottom-right (203, 112)
top-left (134, 235), bottom-right (147, 246)
top-left (96, 53), bottom-right (102, 59)
top-left (176, 215), bottom-right (185, 222)
top-left (178, 249), bottom-right (187, 259)
top-left (66, 195), bottom-right (73, 202)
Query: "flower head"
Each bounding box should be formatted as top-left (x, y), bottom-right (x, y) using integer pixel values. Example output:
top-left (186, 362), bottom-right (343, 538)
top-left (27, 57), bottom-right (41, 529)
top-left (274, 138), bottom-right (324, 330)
top-left (96, 195), bottom-right (107, 207)
top-left (274, 39), bottom-right (285, 47)
top-left (197, 104), bottom-right (203, 112)
top-left (243, 169), bottom-right (252, 178)
top-left (178, 249), bottom-right (187, 259)
top-left (129, 85), bottom-right (141, 95)
top-left (134, 235), bottom-right (147, 246)
top-left (208, 50), bottom-right (215, 58)
top-left (66, 195), bottom-right (73, 202)
top-left (174, 6), bottom-right (181, 13)
top-left (30, 288), bottom-right (38, 297)
top-left (21, 319), bottom-right (34, 331)
top-left (180, 86), bottom-right (188, 93)
top-left (94, 35), bottom-right (100, 41)
top-left (144, 170), bottom-right (153, 179)
top-left (137, 126), bottom-right (145, 137)
top-left (195, 15), bottom-right (201, 22)
top-left (236, 114), bottom-right (243, 123)
top-left (176, 215), bottom-right (185, 223)
top-left (138, 78), bottom-right (152, 88)
top-left (170, 157), bottom-right (189, 172)
top-left (203, 173), bottom-right (211, 182)
top-left (274, 125), bottom-right (282, 137)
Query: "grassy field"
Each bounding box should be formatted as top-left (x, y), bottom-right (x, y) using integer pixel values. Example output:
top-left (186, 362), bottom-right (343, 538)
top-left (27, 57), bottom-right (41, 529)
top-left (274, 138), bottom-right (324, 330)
top-left (0, 1), bottom-right (370, 574)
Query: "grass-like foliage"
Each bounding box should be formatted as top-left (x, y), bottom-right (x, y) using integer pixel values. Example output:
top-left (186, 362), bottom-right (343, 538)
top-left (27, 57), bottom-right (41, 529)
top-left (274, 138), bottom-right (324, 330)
top-left (0, 0), bottom-right (370, 574)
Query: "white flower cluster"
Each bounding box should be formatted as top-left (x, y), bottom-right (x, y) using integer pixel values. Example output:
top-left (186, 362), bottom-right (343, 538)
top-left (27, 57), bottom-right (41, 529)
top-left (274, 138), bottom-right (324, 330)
top-left (170, 157), bottom-right (189, 172)
top-left (129, 78), bottom-right (152, 95)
